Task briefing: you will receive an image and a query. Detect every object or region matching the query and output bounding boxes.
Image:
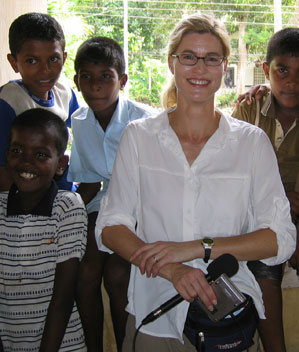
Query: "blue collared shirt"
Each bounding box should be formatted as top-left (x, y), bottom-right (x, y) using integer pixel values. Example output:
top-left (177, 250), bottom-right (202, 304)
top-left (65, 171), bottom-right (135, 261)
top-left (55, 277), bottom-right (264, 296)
top-left (68, 95), bottom-right (157, 213)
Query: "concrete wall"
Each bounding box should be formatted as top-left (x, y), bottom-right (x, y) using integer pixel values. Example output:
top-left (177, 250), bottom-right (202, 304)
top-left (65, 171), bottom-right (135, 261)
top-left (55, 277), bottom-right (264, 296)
top-left (0, 0), bottom-right (47, 85)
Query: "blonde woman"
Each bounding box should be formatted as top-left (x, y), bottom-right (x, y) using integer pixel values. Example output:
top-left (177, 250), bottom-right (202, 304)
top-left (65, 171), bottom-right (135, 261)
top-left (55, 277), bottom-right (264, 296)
top-left (96, 14), bottom-right (296, 352)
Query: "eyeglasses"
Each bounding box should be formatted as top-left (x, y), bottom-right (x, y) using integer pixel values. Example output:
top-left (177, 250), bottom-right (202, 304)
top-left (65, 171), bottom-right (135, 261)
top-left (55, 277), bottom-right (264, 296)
top-left (172, 53), bottom-right (226, 67)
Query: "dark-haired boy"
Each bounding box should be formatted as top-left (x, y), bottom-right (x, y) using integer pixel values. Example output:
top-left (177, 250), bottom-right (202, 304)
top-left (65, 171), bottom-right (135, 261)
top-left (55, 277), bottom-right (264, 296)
top-left (0, 108), bottom-right (87, 351)
top-left (67, 36), bottom-right (157, 351)
top-left (0, 12), bottom-right (79, 192)
top-left (232, 27), bottom-right (299, 352)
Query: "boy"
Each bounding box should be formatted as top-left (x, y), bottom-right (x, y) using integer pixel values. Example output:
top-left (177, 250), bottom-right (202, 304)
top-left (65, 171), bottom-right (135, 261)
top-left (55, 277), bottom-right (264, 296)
top-left (0, 12), bottom-right (79, 192)
top-left (232, 27), bottom-right (299, 352)
top-left (67, 37), bottom-right (157, 351)
top-left (0, 108), bottom-right (87, 351)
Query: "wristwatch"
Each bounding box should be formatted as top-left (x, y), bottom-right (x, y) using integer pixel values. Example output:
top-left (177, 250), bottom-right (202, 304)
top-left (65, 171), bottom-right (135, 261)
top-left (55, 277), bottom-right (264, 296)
top-left (202, 238), bottom-right (214, 263)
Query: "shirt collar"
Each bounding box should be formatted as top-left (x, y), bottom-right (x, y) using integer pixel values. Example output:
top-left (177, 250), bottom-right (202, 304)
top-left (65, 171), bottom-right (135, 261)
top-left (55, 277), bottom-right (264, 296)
top-left (260, 92), bottom-right (278, 119)
top-left (84, 94), bottom-right (128, 128)
top-left (7, 181), bottom-right (58, 216)
top-left (109, 94), bottom-right (130, 125)
top-left (260, 92), bottom-right (299, 125)
top-left (16, 79), bottom-right (54, 107)
top-left (158, 108), bottom-right (237, 159)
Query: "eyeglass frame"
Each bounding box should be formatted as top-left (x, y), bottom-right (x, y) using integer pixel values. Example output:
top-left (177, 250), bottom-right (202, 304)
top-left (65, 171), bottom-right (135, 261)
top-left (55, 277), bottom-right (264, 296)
top-left (171, 53), bottom-right (226, 67)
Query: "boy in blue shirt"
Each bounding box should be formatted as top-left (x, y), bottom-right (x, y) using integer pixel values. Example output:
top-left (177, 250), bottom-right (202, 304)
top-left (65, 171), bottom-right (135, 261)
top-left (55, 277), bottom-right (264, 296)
top-left (0, 108), bottom-right (87, 351)
top-left (68, 37), bottom-right (157, 351)
top-left (0, 12), bottom-right (79, 192)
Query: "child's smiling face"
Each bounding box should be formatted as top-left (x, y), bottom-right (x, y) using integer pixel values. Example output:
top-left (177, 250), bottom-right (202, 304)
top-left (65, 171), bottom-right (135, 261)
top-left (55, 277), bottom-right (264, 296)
top-left (6, 126), bottom-right (66, 197)
top-left (7, 39), bottom-right (67, 100)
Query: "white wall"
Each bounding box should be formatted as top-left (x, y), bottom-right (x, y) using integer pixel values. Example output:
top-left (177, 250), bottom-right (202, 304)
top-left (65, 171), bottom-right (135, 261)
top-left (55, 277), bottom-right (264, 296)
top-left (0, 0), bottom-right (47, 85)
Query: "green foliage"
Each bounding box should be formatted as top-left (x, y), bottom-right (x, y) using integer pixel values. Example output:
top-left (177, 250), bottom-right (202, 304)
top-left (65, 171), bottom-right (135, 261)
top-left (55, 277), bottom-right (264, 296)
top-left (216, 89), bottom-right (237, 112)
top-left (47, 0), bottom-right (298, 106)
top-left (48, 0), bottom-right (93, 90)
top-left (245, 27), bottom-right (273, 62)
top-left (129, 58), bottom-right (168, 107)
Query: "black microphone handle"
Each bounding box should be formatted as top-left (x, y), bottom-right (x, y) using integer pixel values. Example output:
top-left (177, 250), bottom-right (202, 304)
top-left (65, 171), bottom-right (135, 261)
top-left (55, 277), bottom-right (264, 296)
top-left (142, 294), bottom-right (183, 325)
top-left (141, 272), bottom-right (215, 325)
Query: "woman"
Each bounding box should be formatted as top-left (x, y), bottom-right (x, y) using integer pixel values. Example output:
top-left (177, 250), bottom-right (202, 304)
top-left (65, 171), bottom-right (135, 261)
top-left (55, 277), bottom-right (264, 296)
top-left (96, 14), bottom-right (296, 352)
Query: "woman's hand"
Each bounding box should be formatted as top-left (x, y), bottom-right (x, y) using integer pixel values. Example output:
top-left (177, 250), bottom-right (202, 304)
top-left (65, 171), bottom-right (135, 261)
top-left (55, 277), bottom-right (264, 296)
top-left (130, 241), bottom-right (200, 277)
top-left (169, 263), bottom-right (217, 311)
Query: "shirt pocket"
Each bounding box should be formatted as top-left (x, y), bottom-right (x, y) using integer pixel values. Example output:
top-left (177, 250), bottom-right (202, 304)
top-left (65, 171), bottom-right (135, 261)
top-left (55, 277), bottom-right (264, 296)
top-left (195, 175), bottom-right (251, 236)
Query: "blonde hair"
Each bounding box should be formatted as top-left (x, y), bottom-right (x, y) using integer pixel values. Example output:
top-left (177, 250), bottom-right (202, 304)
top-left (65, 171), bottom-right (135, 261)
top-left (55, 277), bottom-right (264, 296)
top-left (161, 13), bottom-right (231, 109)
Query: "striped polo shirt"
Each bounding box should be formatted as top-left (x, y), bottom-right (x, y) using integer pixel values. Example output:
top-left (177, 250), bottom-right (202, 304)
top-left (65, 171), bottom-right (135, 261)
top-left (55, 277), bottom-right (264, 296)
top-left (0, 182), bottom-right (87, 351)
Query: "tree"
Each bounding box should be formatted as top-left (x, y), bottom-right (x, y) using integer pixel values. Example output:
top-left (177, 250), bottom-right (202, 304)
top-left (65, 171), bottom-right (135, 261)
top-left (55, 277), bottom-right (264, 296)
top-left (48, 0), bottom-right (298, 103)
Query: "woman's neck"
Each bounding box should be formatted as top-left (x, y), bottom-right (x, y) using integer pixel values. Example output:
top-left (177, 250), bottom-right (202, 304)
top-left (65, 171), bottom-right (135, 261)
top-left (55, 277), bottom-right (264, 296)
top-left (168, 101), bottom-right (221, 165)
top-left (169, 98), bottom-right (219, 136)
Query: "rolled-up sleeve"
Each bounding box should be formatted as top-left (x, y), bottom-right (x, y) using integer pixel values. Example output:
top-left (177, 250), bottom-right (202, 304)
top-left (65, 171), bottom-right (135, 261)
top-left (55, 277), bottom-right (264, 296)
top-left (251, 131), bottom-right (296, 265)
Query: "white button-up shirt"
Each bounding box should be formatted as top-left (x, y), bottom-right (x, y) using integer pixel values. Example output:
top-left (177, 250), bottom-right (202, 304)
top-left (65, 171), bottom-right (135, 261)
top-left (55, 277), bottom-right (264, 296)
top-left (96, 109), bottom-right (296, 342)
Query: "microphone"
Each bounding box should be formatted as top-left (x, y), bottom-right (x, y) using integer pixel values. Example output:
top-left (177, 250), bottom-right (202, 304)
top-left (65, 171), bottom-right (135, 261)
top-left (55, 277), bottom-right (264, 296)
top-left (141, 253), bottom-right (239, 325)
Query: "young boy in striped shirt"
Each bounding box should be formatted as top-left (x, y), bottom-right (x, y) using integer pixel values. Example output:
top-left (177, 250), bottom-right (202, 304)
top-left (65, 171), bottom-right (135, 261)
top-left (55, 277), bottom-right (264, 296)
top-left (0, 108), bottom-right (87, 351)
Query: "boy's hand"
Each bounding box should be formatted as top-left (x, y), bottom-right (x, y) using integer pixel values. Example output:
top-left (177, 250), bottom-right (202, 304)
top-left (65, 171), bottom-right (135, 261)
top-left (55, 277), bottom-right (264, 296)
top-left (40, 258), bottom-right (79, 351)
top-left (234, 84), bottom-right (270, 106)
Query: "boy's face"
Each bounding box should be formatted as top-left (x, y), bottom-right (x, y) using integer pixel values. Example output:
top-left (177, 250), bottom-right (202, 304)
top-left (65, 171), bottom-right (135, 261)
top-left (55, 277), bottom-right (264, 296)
top-left (7, 40), bottom-right (67, 100)
top-left (6, 126), bottom-right (68, 196)
top-left (263, 54), bottom-right (299, 110)
top-left (74, 62), bottom-right (127, 118)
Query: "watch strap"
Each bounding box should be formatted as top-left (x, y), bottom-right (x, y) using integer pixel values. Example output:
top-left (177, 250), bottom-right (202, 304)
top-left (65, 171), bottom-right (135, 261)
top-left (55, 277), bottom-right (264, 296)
top-left (204, 248), bottom-right (211, 263)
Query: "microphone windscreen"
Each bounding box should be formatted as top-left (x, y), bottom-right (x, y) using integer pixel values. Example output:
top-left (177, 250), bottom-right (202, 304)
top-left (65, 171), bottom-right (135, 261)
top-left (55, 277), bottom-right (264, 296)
top-left (207, 253), bottom-right (239, 280)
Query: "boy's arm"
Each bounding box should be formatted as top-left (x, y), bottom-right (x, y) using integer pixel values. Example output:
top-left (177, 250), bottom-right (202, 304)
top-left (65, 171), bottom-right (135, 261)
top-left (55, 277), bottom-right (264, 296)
top-left (40, 257), bottom-right (79, 352)
top-left (287, 174), bottom-right (299, 274)
top-left (231, 100), bottom-right (252, 122)
top-left (76, 182), bottom-right (101, 206)
top-left (0, 99), bottom-right (17, 191)
top-left (234, 84), bottom-right (270, 106)
top-left (0, 335), bottom-right (4, 352)
top-left (0, 166), bottom-right (12, 192)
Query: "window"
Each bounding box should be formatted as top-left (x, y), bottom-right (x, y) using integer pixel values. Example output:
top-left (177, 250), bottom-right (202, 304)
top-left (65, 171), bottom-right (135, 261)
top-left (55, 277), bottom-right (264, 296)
top-left (253, 66), bottom-right (266, 85)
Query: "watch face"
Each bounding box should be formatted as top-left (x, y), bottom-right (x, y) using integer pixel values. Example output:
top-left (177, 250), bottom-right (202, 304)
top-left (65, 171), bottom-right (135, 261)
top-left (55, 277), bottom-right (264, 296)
top-left (204, 238), bottom-right (213, 245)
top-left (203, 238), bottom-right (214, 246)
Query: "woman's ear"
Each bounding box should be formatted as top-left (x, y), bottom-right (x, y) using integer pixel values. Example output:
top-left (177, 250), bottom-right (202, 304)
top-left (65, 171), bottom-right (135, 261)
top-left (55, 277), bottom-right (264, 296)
top-left (223, 58), bottom-right (228, 76)
top-left (55, 155), bottom-right (69, 176)
top-left (168, 55), bottom-right (174, 74)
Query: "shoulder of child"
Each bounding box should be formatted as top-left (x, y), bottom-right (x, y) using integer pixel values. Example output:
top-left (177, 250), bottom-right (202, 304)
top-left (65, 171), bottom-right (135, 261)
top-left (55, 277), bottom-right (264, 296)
top-left (225, 110), bottom-right (266, 136)
top-left (0, 80), bottom-right (22, 97)
top-left (55, 190), bottom-right (86, 211)
top-left (52, 80), bottom-right (74, 100)
top-left (126, 98), bottom-right (158, 118)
